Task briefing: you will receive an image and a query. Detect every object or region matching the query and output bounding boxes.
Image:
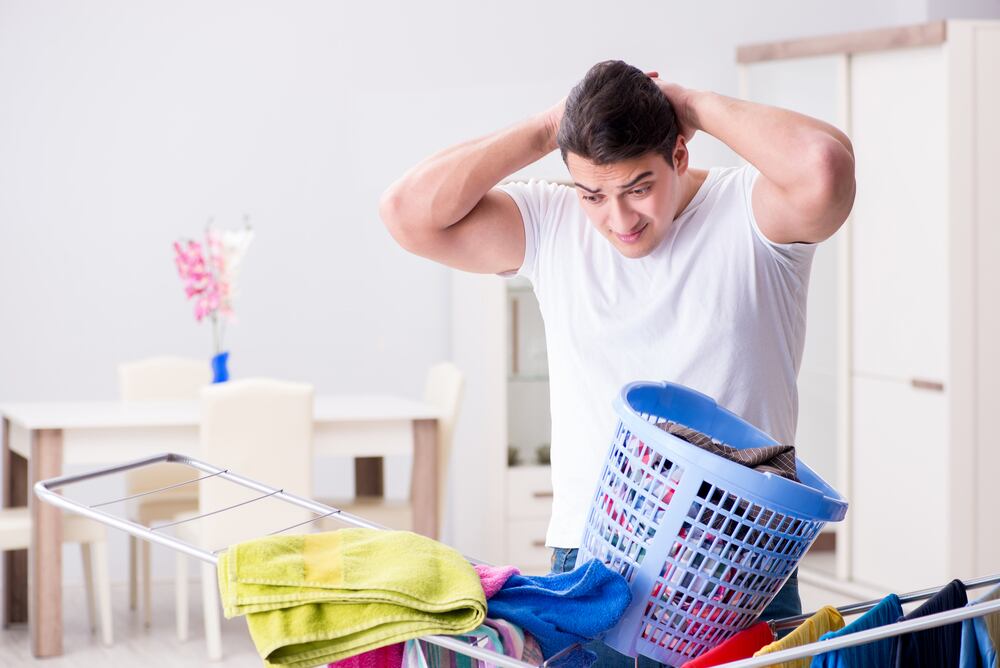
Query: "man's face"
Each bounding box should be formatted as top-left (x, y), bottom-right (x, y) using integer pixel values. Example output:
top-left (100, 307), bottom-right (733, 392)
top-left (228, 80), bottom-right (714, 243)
top-left (565, 147), bottom-right (687, 259)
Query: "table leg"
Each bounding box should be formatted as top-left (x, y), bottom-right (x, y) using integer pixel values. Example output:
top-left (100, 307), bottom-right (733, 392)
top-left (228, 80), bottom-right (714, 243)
top-left (411, 419), bottom-right (439, 539)
top-left (30, 428), bottom-right (63, 657)
top-left (354, 457), bottom-right (384, 497)
top-left (2, 416), bottom-right (28, 626)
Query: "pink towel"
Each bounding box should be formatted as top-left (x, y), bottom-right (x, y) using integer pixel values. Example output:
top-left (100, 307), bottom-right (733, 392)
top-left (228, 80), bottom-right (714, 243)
top-left (327, 642), bottom-right (403, 668)
top-left (475, 564), bottom-right (521, 599)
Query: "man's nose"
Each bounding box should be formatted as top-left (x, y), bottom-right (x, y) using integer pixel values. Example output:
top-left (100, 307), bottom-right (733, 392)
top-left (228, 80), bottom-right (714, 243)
top-left (607, 201), bottom-right (640, 233)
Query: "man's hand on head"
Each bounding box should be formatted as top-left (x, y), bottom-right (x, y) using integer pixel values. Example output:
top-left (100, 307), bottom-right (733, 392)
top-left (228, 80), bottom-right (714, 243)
top-left (645, 71), bottom-right (699, 142)
top-left (540, 97), bottom-right (566, 154)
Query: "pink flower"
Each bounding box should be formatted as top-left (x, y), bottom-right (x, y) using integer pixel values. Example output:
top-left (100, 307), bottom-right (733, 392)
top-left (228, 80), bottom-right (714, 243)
top-left (173, 222), bottom-right (253, 350)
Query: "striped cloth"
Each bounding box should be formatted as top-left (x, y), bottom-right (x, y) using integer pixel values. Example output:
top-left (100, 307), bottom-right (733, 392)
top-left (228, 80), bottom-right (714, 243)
top-left (656, 421), bottom-right (798, 481)
top-left (402, 618), bottom-right (526, 668)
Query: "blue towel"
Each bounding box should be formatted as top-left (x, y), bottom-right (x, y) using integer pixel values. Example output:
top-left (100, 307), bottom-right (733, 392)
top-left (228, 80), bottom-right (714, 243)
top-left (486, 559), bottom-right (632, 661)
top-left (810, 593), bottom-right (903, 667)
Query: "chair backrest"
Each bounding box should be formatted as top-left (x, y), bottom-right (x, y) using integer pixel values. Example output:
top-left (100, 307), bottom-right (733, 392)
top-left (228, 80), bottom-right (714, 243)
top-left (119, 356), bottom-right (212, 495)
top-left (197, 378), bottom-right (314, 548)
top-left (118, 356), bottom-right (211, 401)
top-left (423, 363), bottom-right (464, 525)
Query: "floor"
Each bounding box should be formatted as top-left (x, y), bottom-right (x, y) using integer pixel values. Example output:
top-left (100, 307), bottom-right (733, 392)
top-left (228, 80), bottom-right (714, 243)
top-left (0, 550), bottom-right (865, 667)
top-left (0, 581), bottom-right (259, 667)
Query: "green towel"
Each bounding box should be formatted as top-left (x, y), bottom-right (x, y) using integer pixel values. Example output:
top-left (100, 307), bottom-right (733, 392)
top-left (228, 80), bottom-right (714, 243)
top-left (217, 528), bottom-right (486, 668)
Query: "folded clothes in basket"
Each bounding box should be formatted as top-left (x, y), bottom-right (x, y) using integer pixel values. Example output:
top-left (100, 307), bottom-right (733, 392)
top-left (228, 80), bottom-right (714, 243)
top-left (657, 421), bottom-right (798, 481)
top-left (217, 528), bottom-right (486, 668)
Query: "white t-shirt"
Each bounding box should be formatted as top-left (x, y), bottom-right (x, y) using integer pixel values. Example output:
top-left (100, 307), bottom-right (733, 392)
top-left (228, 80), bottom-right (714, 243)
top-left (499, 165), bottom-right (816, 548)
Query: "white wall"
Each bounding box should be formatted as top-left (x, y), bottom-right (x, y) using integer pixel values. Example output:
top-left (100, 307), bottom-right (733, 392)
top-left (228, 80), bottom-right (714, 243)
top-left (0, 0), bottom-right (966, 585)
top-left (0, 0), bottom-right (940, 403)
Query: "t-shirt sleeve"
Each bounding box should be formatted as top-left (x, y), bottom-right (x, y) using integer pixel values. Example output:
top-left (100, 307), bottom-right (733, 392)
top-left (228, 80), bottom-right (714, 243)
top-left (496, 179), bottom-right (571, 286)
top-left (741, 165), bottom-right (817, 274)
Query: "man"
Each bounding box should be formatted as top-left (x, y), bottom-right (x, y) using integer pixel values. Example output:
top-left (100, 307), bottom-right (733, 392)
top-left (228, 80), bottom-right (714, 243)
top-left (380, 60), bottom-right (855, 666)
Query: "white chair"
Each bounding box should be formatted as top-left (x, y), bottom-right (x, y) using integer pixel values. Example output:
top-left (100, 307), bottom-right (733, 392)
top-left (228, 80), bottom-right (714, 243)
top-left (0, 509), bottom-right (113, 645)
top-left (333, 362), bottom-right (463, 532)
top-left (118, 356), bottom-right (211, 626)
top-left (173, 378), bottom-right (314, 660)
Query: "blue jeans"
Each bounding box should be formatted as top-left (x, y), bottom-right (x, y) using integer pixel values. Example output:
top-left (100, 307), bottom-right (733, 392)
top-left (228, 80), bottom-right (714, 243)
top-left (550, 547), bottom-right (801, 668)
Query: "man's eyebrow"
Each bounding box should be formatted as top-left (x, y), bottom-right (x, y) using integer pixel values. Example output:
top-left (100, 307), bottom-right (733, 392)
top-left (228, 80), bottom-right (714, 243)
top-left (617, 171), bottom-right (654, 190)
top-left (573, 171), bottom-right (655, 195)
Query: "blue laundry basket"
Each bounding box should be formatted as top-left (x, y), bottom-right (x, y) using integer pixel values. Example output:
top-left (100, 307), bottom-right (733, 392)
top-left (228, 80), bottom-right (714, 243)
top-left (576, 381), bottom-right (848, 666)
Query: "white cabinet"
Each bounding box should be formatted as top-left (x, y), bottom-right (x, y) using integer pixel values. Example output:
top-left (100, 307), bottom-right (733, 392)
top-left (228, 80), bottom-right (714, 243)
top-left (740, 20), bottom-right (1000, 592)
top-left (506, 466), bottom-right (554, 572)
top-left (851, 375), bottom-right (949, 591)
top-left (450, 271), bottom-right (554, 573)
top-left (849, 46), bottom-right (949, 383)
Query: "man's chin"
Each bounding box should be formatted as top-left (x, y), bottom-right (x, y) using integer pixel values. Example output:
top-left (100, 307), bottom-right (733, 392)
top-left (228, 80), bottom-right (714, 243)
top-left (613, 240), bottom-right (655, 259)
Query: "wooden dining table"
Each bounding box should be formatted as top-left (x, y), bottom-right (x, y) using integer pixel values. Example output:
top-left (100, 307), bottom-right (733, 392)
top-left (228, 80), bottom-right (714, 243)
top-left (0, 394), bottom-right (440, 658)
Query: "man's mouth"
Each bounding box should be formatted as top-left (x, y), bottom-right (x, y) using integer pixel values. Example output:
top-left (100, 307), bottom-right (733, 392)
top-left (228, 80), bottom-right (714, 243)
top-left (614, 223), bottom-right (648, 244)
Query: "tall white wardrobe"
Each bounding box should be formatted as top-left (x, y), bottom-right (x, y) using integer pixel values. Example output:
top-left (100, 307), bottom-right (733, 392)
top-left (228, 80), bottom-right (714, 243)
top-left (740, 20), bottom-right (1000, 593)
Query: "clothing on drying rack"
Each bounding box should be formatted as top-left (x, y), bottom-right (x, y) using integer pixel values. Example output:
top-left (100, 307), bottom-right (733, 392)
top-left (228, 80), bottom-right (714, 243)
top-left (891, 578), bottom-right (968, 668)
top-left (475, 564), bottom-right (521, 599)
top-left (657, 421), bottom-right (798, 481)
top-left (486, 559), bottom-right (631, 662)
top-left (521, 633), bottom-right (544, 665)
top-left (960, 583), bottom-right (1000, 668)
top-left (752, 605), bottom-right (844, 668)
top-left (328, 644), bottom-right (403, 668)
top-left (401, 618), bottom-right (531, 668)
top-left (680, 620), bottom-right (774, 667)
top-left (335, 562), bottom-right (524, 668)
top-left (483, 619), bottom-right (526, 660)
top-left (217, 529), bottom-right (486, 668)
top-left (402, 622), bottom-right (506, 668)
top-left (810, 593), bottom-right (903, 668)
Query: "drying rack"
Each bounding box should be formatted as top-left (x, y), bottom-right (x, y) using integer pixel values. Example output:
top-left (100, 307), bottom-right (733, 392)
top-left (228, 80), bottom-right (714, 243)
top-left (33, 453), bottom-right (1000, 668)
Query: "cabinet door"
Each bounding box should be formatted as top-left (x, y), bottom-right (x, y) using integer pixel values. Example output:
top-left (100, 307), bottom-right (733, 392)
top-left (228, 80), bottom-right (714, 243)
top-left (851, 374), bottom-right (948, 592)
top-left (741, 55), bottom-right (845, 484)
top-left (974, 24), bottom-right (1000, 578)
top-left (849, 47), bottom-right (949, 383)
top-left (506, 519), bottom-right (552, 574)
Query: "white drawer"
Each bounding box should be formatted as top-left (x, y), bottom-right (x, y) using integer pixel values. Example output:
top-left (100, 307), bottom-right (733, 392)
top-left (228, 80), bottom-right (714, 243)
top-left (506, 518), bottom-right (551, 574)
top-left (506, 465), bottom-right (553, 519)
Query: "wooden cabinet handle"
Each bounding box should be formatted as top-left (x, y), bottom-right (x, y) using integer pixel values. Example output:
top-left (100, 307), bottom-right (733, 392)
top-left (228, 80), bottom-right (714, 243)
top-left (911, 378), bottom-right (945, 392)
top-left (532, 491), bottom-right (553, 498)
top-left (532, 540), bottom-right (547, 548)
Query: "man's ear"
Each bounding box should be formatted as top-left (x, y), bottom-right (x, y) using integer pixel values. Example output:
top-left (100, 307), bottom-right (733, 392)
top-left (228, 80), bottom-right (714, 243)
top-left (672, 136), bottom-right (689, 173)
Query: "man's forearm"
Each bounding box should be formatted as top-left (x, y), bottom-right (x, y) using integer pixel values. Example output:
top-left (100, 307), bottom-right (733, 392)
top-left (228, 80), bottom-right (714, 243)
top-left (380, 111), bottom-right (557, 235)
top-left (688, 91), bottom-right (853, 193)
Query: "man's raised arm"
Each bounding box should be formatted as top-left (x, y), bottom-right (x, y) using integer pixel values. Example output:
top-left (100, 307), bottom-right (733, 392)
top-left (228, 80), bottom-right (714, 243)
top-left (654, 79), bottom-right (855, 245)
top-left (379, 102), bottom-right (563, 274)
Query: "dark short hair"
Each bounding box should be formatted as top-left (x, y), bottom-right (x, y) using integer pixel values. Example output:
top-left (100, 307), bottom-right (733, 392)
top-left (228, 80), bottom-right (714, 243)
top-left (557, 60), bottom-right (680, 168)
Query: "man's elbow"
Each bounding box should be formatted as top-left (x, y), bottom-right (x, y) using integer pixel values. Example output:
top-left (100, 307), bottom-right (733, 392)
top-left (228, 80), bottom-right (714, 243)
top-left (805, 138), bottom-right (856, 235)
top-left (379, 188), bottom-right (434, 255)
top-left (811, 137), bottom-right (855, 206)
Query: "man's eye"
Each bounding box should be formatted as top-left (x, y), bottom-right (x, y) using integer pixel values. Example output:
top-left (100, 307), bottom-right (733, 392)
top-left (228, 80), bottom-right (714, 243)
top-left (631, 186), bottom-right (650, 196)
top-left (584, 194), bottom-right (602, 203)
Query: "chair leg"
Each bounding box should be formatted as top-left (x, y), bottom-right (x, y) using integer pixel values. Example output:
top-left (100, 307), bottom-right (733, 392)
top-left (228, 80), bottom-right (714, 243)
top-left (128, 535), bottom-right (138, 611)
top-left (79, 543), bottom-right (97, 635)
top-left (175, 552), bottom-right (189, 642)
top-left (200, 561), bottom-right (222, 660)
top-left (91, 539), bottom-right (114, 646)
top-left (141, 540), bottom-right (152, 628)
